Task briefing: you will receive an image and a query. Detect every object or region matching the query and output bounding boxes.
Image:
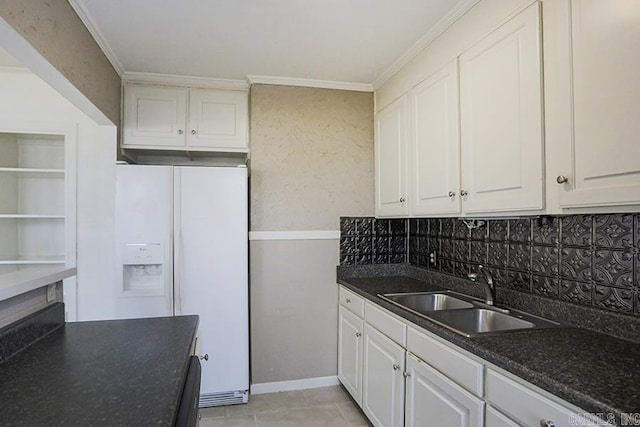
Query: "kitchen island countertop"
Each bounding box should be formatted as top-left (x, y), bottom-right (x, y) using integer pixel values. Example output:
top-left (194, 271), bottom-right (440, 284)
top-left (0, 304), bottom-right (198, 426)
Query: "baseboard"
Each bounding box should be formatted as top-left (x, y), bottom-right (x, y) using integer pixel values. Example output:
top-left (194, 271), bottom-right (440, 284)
top-left (250, 375), bottom-right (340, 395)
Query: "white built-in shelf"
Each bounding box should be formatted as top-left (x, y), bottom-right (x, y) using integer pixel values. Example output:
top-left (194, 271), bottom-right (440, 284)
top-left (0, 129), bottom-right (74, 306)
top-left (0, 266), bottom-right (76, 303)
top-left (0, 167), bottom-right (65, 180)
top-left (0, 167), bottom-right (65, 174)
top-left (0, 214), bottom-right (65, 219)
top-left (0, 255), bottom-right (65, 265)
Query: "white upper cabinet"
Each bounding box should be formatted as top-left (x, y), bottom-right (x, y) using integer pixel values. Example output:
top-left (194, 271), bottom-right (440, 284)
top-left (188, 89), bottom-right (248, 150)
top-left (548, 0), bottom-right (640, 209)
top-left (123, 85), bottom-right (187, 148)
top-left (375, 3), bottom-right (545, 217)
top-left (123, 84), bottom-right (248, 152)
top-left (459, 2), bottom-right (544, 214)
top-left (409, 60), bottom-right (461, 216)
top-left (375, 95), bottom-right (409, 217)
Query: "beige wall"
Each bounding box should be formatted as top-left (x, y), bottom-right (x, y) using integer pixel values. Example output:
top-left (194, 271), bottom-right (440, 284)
top-left (250, 240), bottom-right (340, 383)
top-left (249, 84), bottom-right (374, 385)
top-left (0, 0), bottom-right (121, 127)
top-left (250, 84), bottom-right (374, 231)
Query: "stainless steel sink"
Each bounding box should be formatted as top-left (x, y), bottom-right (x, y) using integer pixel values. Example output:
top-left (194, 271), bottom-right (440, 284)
top-left (377, 290), bottom-right (561, 337)
top-left (429, 308), bottom-right (534, 335)
top-left (380, 292), bottom-right (474, 313)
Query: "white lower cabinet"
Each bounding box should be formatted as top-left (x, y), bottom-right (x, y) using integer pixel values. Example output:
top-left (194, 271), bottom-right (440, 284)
top-left (405, 353), bottom-right (484, 427)
top-left (486, 369), bottom-right (613, 427)
top-left (362, 323), bottom-right (405, 427)
top-left (338, 306), bottom-right (364, 405)
top-left (337, 286), bottom-right (612, 427)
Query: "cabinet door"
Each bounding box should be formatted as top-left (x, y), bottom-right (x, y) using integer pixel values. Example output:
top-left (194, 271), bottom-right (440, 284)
top-left (362, 324), bottom-right (405, 427)
top-left (375, 95), bottom-right (408, 217)
top-left (552, 0), bottom-right (640, 208)
top-left (123, 85), bottom-right (187, 147)
top-left (405, 353), bottom-right (483, 427)
top-left (338, 306), bottom-right (364, 405)
top-left (188, 89), bottom-right (248, 150)
top-left (409, 60), bottom-right (461, 216)
top-left (459, 3), bottom-right (544, 213)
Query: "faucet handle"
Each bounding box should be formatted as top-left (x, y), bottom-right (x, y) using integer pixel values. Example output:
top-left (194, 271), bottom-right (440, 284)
top-left (467, 272), bottom-right (479, 282)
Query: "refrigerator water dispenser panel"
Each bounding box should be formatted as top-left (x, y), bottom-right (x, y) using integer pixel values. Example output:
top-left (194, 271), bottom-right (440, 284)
top-left (122, 243), bottom-right (165, 296)
top-left (123, 243), bottom-right (163, 265)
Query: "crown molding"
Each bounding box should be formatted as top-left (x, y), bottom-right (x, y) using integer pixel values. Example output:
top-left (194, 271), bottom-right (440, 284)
top-left (122, 72), bottom-right (249, 90)
top-left (372, 0), bottom-right (480, 89)
top-left (247, 75), bottom-right (373, 92)
top-left (67, 0), bottom-right (125, 76)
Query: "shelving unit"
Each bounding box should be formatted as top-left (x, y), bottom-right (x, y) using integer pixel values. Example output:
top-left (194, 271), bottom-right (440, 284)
top-left (0, 130), bottom-right (74, 276)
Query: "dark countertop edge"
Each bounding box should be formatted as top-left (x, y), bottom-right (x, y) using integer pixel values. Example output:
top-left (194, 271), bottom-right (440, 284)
top-left (169, 315), bottom-right (199, 426)
top-left (337, 276), bottom-right (624, 426)
top-left (0, 302), bottom-right (65, 363)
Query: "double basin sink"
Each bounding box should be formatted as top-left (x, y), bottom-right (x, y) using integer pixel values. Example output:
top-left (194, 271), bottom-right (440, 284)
top-left (378, 291), bottom-right (560, 337)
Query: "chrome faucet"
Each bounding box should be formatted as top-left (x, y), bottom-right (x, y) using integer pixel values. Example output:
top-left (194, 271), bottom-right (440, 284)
top-left (468, 265), bottom-right (496, 306)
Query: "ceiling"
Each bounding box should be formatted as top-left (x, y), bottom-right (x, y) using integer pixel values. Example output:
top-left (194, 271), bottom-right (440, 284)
top-left (70, 0), bottom-right (477, 89)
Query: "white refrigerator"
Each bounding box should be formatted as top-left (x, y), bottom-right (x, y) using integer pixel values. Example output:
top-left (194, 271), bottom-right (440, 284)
top-left (114, 164), bottom-right (249, 407)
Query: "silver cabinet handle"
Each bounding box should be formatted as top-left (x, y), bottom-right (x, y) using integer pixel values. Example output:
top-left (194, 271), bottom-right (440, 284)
top-left (177, 129), bottom-right (184, 134)
top-left (460, 190), bottom-right (468, 197)
top-left (399, 197), bottom-right (406, 203)
top-left (393, 364), bottom-right (401, 371)
top-left (403, 371), bottom-right (411, 378)
top-left (556, 175), bottom-right (568, 184)
top-left (448, 191), bottom-right (456, 198)
top-left (191, 129), bottom-right (197, 135)
top-left (200, 354), bottom-right (209, 361)
top-left (355, 332), bottom-right (361, 338)
top-left (345, 298), bottom-right (351, 303)
top-left (540, 421), bottom-right (555, 427)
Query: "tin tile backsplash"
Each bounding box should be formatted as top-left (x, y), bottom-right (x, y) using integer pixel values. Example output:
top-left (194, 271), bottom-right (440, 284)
top-left (339, 214), bottom-right (640, 316)
top-left (340, 218), bottom-right (407, 265)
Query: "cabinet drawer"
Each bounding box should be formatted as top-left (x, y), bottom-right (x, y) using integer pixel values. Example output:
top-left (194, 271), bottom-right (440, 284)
top-left (486, 405), bottom-right (520, 427)
top-left (339, 286), bottom-right (365, 318)
top-left (407, 327), bottom-right (483, 396)
top-left (365, 302), bottom-right (407, 346)
top-left (486, 369), bottom-right (613, 427)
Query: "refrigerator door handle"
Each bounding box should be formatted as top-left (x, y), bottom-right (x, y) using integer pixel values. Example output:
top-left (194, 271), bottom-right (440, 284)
top-left (173, 168), bottom-right (182, 316)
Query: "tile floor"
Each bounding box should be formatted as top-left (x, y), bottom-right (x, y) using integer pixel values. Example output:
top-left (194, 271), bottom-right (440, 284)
top-left (199, 385), bottom-right (372, 427)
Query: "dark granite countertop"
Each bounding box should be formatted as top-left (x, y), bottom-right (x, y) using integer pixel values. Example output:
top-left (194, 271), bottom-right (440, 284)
top-left (0, 306), bottom-right (198, 427)
top-left (338, 267), bottom-right (640, 427)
